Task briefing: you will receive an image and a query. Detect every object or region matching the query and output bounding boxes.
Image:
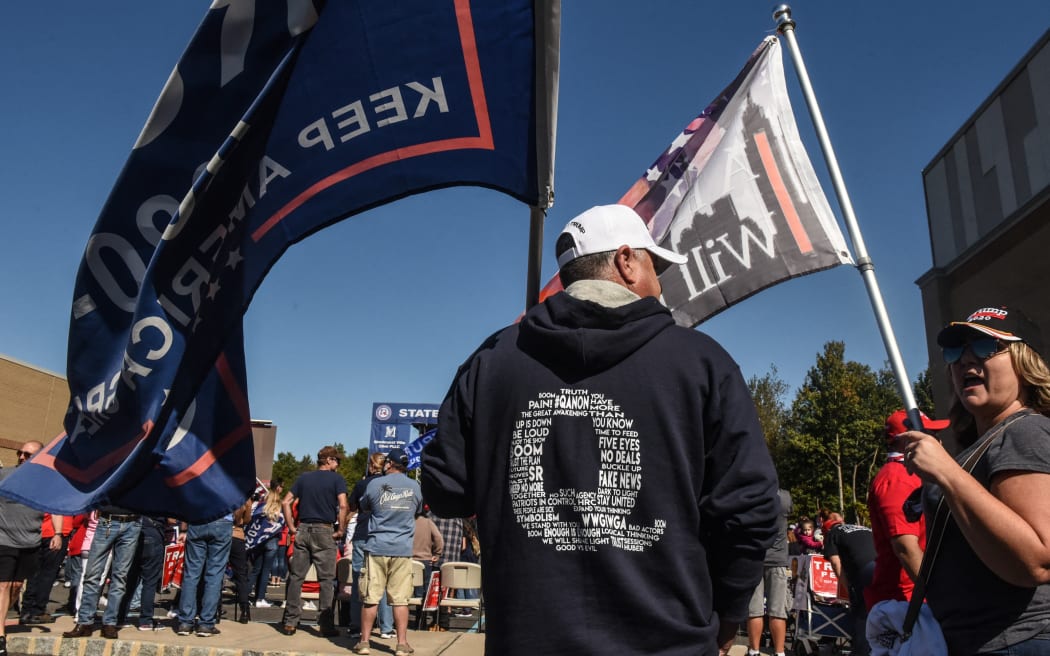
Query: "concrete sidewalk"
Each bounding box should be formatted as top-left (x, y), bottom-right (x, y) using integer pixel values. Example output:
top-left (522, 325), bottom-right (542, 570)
top-left (6, 580), bottom-right (756, 655)
top-left (5, 617), bottom-right (757, 656)
top-left (6, 580), bottom-right (490, 656)
top-left (4, 616), bottom-right (756, 656)
top-left (5, 614), bottom-right (487, 656)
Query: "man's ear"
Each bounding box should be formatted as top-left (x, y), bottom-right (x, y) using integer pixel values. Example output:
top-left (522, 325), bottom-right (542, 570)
top-left (612, 245), bottom-right (639, 285)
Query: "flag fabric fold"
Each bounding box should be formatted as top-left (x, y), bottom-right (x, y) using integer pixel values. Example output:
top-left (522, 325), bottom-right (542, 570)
top-left (1, 0), bottom-right (560, 521)
top-left (405, 428), bottom-right (438, 471)
top-left (540, 36), bottom-right (851, 327)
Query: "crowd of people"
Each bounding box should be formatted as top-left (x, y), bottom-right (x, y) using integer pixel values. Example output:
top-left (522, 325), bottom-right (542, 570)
top-left (0, 444), bottom-right (481, 656)
top-left (4, 205), bottom-right (1049, 656)
top-left (420, 208), bottom-right (1050, 656)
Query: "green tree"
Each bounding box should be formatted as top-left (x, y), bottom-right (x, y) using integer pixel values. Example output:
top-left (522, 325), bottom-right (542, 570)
top-left (782, 342), bottom-right (899, 523)
top-left (270, 451), bottom-right (314, 487)
top-left (334, 445), bottom-right (370, 485)
top-left (272, 445), bottom-right (371, 492)
top-left (747, 365), bottom-right (790, 462)
top-left (913, 366), bottom-right (937, 416)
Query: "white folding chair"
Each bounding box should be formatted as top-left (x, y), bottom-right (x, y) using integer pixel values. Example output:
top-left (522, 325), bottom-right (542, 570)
top-left (438, 561), bottom-right (483, 632)
top-left (408, 559), bottom-right (426, 628)
top-left (335, 556), bottom-right (353, 622)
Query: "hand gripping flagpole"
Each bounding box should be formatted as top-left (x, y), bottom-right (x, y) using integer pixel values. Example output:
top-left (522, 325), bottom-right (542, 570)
top-left (773, 5), bottom-right (922, 426)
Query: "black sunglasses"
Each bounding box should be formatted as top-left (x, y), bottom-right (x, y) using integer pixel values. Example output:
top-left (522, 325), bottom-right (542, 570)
top-left (16, 450), bottom-right (32, 459)
top-left (942, 337), bottom-right (1007, 365)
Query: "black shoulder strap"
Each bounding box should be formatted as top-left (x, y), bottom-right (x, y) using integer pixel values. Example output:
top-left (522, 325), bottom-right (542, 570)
top-left (901, 410), bottom-right (1035, 639)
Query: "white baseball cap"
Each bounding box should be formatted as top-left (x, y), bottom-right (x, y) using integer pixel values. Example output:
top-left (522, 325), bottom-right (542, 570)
top-left (556, 204), bottom-right (688, 271)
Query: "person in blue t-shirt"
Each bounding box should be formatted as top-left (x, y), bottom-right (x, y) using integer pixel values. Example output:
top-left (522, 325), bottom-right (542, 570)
top-left (352, 448), bottom-right (422, 656)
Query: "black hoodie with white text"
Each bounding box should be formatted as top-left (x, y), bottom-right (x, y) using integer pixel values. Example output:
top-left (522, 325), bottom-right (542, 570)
top-left (422, 291), bottom-right (779, 655)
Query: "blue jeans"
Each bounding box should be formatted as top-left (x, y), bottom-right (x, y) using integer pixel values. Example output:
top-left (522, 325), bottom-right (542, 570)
top-left (135, 525), bottom-right (165, 626)
top-left (178, 519), bottom-right (233, 628)
top-left (77, 516), bottom-right (142, 626)
top-left (117, 522), bottom-right (164, 624)
top-left (982, 633), bottom-right (1050, 655)
top-left (65, 554), bottom-right (83, 611)
top-left (351, 541), bottom-right (392, 633)
top-left (414, 561), bottom-right (434, 598)
top-left (249, 536), bottom-right (278, 602)
top-left (272, 544), bottom-right (288, 579)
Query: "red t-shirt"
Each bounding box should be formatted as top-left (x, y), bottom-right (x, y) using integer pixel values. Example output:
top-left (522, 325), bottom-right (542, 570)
top-left (865, 458), bottom-right (926, 608)
top-left (40, 514), bottom-right (73, 539)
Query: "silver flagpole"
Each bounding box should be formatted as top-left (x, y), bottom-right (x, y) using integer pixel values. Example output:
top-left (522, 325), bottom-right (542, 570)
top-left (773, 5), bottom-right (922, 425)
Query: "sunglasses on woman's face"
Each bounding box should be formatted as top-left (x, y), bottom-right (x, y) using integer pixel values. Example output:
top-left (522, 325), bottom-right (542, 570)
top-left (942, 337), bottom-right (1007, 365)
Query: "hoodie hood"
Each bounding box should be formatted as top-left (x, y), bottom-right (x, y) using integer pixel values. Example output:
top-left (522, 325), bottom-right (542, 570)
top-left (517, 291), bottom-right (675, 378)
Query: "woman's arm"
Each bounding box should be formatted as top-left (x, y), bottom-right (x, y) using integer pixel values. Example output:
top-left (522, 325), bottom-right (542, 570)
top-left (904, 430), bottom-right (1050, 587)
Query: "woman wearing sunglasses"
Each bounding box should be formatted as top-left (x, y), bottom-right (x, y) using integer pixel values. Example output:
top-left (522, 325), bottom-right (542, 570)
top-left (901, 305), bottom-right (1050, 655)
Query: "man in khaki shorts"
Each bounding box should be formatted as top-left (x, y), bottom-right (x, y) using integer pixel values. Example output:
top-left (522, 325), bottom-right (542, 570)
top-left (353, 448), bottom-right (422, 656)
top-left (746, 489), bottom-right (793, 656)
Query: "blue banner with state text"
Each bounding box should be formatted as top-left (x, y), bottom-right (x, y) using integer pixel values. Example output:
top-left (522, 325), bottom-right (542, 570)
top-left (370, 402), bottom-right (440, 457)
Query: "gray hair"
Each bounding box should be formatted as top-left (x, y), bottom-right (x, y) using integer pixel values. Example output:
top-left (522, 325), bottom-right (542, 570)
top-left (556, 233), bottom-right (615, 287)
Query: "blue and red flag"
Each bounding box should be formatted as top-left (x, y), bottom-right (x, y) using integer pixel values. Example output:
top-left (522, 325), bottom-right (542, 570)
top-left (0, 0), bottom-right (560, 520)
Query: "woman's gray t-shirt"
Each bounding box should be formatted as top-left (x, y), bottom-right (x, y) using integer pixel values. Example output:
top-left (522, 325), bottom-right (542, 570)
top-left (923, 411), bottom-right (1050, 655)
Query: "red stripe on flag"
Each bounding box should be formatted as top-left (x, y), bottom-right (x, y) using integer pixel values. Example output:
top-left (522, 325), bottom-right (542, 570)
top-left (34, 422), bottom-right (155, 484)
top-left (252, 0), bottom-right (494, 242)
top-left (164, 353), bottom-right (253, 488)
top-left (753, 130), bottom-right (812, 254)
top-left (454, 0), bottom-right (492, 146)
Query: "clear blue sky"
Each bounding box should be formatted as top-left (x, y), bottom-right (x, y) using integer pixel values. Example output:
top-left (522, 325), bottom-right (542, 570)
top-left (2, 2), bottom-right (1047, 459)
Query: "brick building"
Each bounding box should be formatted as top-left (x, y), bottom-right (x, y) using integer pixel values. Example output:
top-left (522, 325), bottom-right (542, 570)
top-left (0, 352), bottom-right (275, 481)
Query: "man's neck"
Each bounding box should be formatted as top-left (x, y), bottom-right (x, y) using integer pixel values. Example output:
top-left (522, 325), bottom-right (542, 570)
top-left (565, 279), bottom-right (640, 308)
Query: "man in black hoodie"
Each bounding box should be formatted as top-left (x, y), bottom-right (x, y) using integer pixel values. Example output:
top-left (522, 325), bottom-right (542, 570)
top-left (422, 204), bottom-right (779, 656)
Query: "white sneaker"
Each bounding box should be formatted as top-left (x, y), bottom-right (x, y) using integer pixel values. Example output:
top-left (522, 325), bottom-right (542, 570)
top-left (255, 599), bottom-right (272, 608)
top-left (166, 610), bottom-right (178, 619)
top-left (379, 632), bottom-right (396, 639)
top-left (302, 600), bottom-right (318, 611)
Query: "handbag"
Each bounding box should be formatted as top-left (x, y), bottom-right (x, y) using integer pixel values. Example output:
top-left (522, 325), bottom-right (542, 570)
top-left (866, 410), bottom-right (1033, 656)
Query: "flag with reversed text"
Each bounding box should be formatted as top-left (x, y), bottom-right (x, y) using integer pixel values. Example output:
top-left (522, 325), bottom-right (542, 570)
top-left (0, 0), bottom-right (560, 520)
top-left (540, 36), bottom-right (850, 326)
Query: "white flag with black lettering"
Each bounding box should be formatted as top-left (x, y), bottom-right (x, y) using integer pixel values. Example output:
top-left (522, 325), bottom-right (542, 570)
top-left (620, 36), bottom-right (852, 327)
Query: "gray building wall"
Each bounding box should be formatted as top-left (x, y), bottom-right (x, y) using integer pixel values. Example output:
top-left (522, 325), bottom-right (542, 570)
top-left (924, 30), bottom-right (1050, 269)
top-left (919, 29), bottom-right (1050, 447)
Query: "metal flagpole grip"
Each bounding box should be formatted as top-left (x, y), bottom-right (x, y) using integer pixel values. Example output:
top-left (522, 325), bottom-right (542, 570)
top-left (772, 4), bottom-right (920, 414)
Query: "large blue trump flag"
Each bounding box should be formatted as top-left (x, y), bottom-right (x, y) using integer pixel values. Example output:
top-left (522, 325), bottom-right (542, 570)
top-left (0, 0), bottom-right (560, 520)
